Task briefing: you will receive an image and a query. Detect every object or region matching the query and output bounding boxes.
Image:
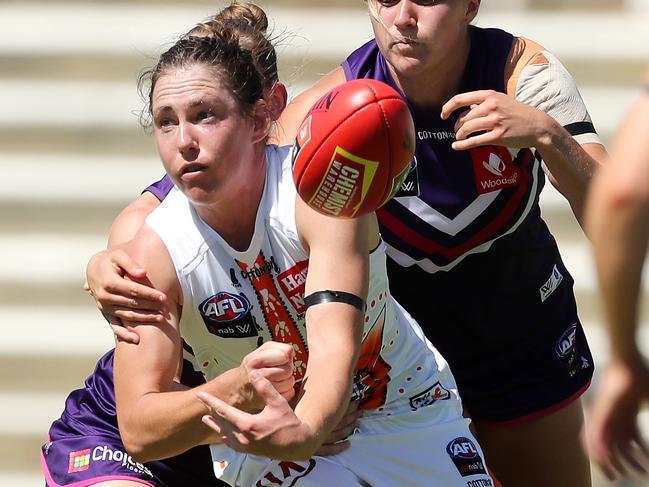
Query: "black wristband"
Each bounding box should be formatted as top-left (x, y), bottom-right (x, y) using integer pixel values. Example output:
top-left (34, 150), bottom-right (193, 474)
top-left (303, 290), bottom-right (366, 314)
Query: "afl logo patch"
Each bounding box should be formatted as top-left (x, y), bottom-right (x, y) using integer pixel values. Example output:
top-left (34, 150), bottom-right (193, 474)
top-left (446, 437), bottom-right (486, 477)
top-left (199, 292), bottom-right (258, 338)
top-left (555, 324), bottom-right (577, 357)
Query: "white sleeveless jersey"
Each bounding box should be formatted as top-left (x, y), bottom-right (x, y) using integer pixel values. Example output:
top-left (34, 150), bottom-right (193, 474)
top-left (146, 144), bottom-right (450, 415)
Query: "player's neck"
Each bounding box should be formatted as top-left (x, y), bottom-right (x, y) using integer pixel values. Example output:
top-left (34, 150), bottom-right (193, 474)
top-left (391, 32), bottom-right (470, 110)
top-left (197, 159), bottom-right (266, 253)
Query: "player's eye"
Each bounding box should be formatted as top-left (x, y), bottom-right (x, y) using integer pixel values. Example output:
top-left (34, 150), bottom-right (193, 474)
top-left (197, 110), bottom-right (214, 121)
top-left (156, 117), bottom-right (176, 131)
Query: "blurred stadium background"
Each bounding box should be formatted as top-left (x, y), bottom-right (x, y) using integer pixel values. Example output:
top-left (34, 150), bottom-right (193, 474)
top-left (1, 0), bottom-right (649, 485)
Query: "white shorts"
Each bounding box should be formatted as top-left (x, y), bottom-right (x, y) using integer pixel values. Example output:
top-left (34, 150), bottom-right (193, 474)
top-left (210, 389), bottom-right (495, 487)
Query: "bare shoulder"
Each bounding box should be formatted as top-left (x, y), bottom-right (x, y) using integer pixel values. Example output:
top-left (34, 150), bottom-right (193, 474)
top-left (274, 67), bottom-right (347, 145)
top-left (504, 36), bottom-right (549, 96)
top-left (126, 224), bottom-right (180, 302)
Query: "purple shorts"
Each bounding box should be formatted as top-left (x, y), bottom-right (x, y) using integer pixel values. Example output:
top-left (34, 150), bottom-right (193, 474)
top-left (42, 349), bottom-right (226, 486)
top-left (386, 230), bottom-right (594, 423)
top-left (41, 434), bottom-right (222, 487)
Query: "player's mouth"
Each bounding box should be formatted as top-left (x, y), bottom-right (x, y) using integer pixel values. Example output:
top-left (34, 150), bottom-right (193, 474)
top-left (392, 33), bottom-right (418, 44)
top-left (391, 37), bottom-right (421, 50)
top-left (180, 163), bottom-right (208, 181)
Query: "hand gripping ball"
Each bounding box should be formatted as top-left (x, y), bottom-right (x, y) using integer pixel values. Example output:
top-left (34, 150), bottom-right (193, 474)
top-left (291, 79), bottom-right (415, 218)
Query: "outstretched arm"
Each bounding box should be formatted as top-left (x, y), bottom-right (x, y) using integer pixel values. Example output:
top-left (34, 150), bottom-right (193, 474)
top-left (199, 200), bottom-right (374, 460)
top-left (583, 76), bottom-right (649, 480)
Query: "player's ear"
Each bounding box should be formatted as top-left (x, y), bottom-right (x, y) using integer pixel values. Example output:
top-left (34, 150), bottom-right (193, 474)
top-left (251, 99), bottom-right (272, 144)
top-left (267, 83), bottom-right (288, 121)
top-left (464, 0), bottom-right (480, 23)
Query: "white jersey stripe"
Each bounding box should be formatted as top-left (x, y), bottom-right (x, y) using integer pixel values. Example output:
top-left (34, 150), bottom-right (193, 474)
top-left (394, 190), bottom-right (501, 236)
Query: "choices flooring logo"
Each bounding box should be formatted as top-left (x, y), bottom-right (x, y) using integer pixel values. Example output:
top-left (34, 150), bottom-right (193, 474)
top-left (68, 449), bottom-right (91, 473)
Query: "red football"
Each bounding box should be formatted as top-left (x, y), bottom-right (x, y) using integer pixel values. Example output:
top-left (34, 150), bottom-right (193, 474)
top-left (291, 79), bottom-right (415, 218)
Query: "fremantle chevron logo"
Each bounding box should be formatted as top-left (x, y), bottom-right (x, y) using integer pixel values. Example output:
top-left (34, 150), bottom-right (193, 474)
top-left (483, 153), bottom-right (507, 176)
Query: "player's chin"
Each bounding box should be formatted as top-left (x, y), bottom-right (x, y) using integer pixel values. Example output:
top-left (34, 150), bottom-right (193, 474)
top-left (386, 51), bottom-right (429, 75)
top-left (183, 185), bottom-right (219, 206)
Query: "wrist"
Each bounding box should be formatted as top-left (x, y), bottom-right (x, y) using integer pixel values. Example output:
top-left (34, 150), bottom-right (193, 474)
top-left (289, 421), bottom-right (320, 460)
top-left (211, 368), bottom-right (252, 410)
top-left (533, 111), bottom-right (561, 149)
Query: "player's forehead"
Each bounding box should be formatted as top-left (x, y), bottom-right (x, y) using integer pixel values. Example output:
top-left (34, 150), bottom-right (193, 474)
top-left (152, 65), bottom-right (233, 112)
top-left (371, 0), bottom-right (446, 7)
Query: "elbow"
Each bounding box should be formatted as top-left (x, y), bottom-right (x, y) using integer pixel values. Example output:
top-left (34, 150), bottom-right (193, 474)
top-left (586, 178), bottom-right (649, 235)
top-left (120, 431), bottom-right (153, 463)
top-left (606, 183), bottom-right (649, 212)
top-left (119, 421), bottom-right (162, 463)
top-left (594, 180), bottom-right (649, 222)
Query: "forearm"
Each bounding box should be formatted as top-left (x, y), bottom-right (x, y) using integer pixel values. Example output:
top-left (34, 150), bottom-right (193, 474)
top-left (118, 360), bottom-right (248, 462)
top-left (288, 305), bottom-right (361, 459)
top-left (535, 116), bottom-right (601, 224)
top-left (588, 89), bottom-right (649, 363)
top-left (119, 385), bottom-right (221, 461)
top-left (292, 352), bottom-right (355, 458)
top-left (590, 196), bottom-right (649, 363)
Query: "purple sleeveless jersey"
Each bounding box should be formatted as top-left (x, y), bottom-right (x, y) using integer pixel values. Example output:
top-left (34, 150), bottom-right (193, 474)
top-left (343, 26), bottom-right (594, 422)
top-left (145, 174), bottom-right (174, 202)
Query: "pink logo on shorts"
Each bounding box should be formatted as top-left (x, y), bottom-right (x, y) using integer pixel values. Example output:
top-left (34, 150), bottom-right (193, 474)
top-left (68, 448), bottom-right (91, 473)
